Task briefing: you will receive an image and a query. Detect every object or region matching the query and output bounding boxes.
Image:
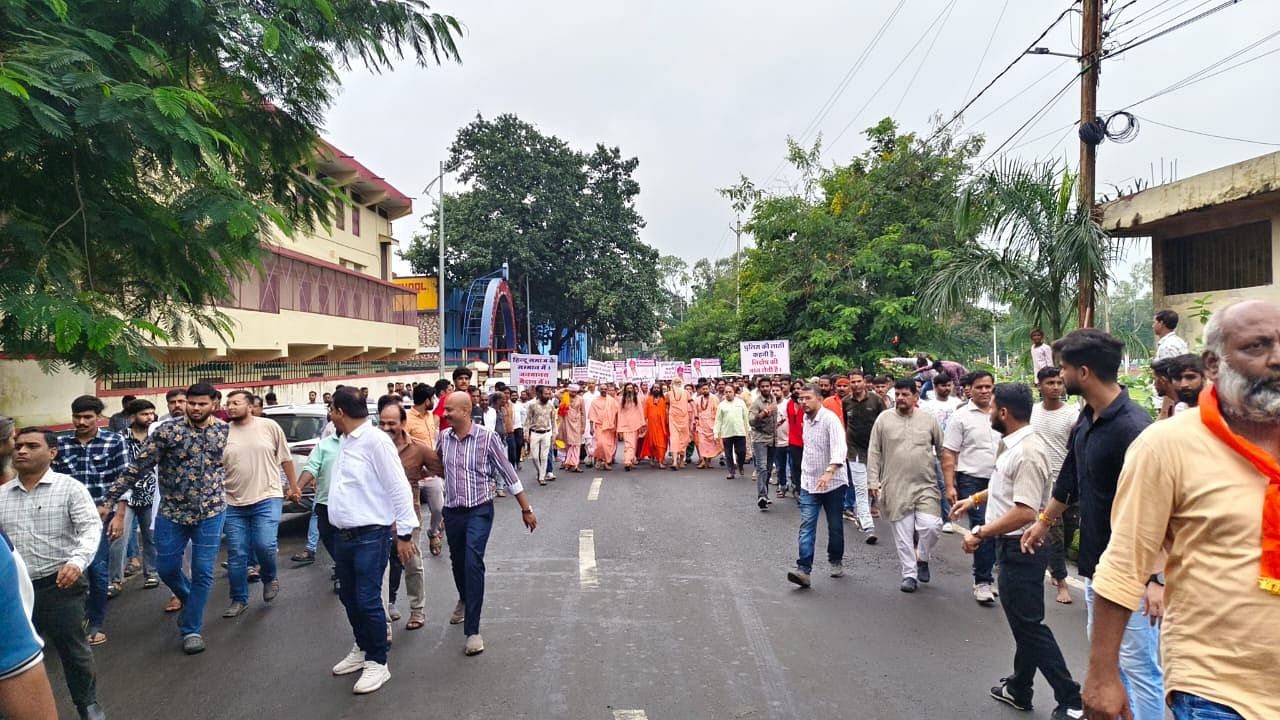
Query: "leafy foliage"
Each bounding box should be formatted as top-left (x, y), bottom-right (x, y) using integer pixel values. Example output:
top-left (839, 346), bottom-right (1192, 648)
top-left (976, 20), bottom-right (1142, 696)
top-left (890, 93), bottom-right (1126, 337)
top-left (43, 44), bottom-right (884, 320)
top-left (0, 0), bottom-right (461, 374)
top-left (403, 113), bottom-right (662, 355)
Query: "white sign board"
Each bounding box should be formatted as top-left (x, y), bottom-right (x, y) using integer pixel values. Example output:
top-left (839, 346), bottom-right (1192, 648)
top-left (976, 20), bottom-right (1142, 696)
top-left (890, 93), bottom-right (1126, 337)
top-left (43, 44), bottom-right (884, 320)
top-left (587, 359), bottom-right (615, 383)
top-left (631, 358), bottom-right (657, 380)
top-left (657, 361), bottom-right (684, 381)
top-left (690, 358), bottom-right (722, 379)
top-left (511, 353), bottom-right (558, 387)
top-left (740, 340), bottom-right (790, 376)
top-left (613, 360), bottom-right (629, 383)
top-left (571, 366), bottom-right (588, 381)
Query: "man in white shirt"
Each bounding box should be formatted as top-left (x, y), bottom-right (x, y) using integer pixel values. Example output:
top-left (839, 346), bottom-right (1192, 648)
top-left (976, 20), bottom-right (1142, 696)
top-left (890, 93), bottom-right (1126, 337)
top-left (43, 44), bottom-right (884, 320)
top-left (1032, 367), bottom-right (1080, 605)
top-left (922, 372), bottom-right (961, 530)
top-left (942, 371), bottom-right (1001, 605)
top-left (785, 384), bottom-right (848, 588)
top-left (325, 389), bottom-right (419, 696)
top-left (1031, 329), bottom-right (1054, 374)
top-left (1153, 309), bottom-right (1189, 360)
top-left (950, 384), bottom-right (1083, 719)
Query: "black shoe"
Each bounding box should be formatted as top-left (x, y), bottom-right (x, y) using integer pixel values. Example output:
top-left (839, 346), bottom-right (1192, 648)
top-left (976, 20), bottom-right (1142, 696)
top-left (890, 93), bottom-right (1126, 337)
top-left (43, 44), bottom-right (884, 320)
top-left (757, 496), bottom-right (768, 510)
top-left (1050, 706), bottom-right (1083, 720)
top-left (916, 561), bottom-right (931, 583)
top-left (990, 683), bottom-right (1032, 711)
top-left (900, 577), bottom-right (918, 593)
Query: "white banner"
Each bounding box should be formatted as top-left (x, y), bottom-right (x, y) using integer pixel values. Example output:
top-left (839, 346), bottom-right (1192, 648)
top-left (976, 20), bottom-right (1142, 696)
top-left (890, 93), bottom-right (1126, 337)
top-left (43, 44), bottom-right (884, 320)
top-left (690, 358), bottom-right (722, 379)
top-left (571, 366), bottom-right (588, 381)
top-left (613, 360), bottom-right (629, 383)
top-left (740, 340), bottom-right (790, 376)
top-left (587, 359), bottom-right (615, 383)
top-left (657, 361), bottom-right (685, 381)
top-left (630, 358), bottom-right (657, 380)
top-left (511, 353), bottom-right (558, 387)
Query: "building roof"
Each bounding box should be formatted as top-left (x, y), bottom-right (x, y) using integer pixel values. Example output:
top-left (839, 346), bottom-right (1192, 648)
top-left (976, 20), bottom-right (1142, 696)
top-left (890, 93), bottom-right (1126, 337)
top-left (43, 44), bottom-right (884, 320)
top-left (1100, 150), bottom-right (1280, 237)
top-left (317, 140), bottom-right (414, 221)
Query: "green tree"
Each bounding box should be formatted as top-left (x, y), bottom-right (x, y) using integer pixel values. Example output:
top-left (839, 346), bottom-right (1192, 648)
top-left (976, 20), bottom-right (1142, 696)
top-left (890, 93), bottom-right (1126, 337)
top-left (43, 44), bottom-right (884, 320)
top-left (1103, 258), bottom-right (1155, 357)
top-left (0, 0), bottom-right (461, 374)
top-left (403, 113), bottom-right (662, 355)
top-left (659, 257), bottom-right (740, 366)
top-left (919, 158), bottom-right (1117, 340)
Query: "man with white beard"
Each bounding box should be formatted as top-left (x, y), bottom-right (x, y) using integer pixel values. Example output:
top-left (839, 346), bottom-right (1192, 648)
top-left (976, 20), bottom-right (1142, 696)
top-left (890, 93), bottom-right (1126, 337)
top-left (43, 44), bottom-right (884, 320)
top-left (1076, 301), bottom-right (1280, 720)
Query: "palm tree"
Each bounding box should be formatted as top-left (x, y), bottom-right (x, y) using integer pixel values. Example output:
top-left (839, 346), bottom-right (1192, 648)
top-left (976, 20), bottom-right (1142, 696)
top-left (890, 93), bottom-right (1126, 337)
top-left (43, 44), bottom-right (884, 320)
top-left (920, 158), bottom-right (1118, 340)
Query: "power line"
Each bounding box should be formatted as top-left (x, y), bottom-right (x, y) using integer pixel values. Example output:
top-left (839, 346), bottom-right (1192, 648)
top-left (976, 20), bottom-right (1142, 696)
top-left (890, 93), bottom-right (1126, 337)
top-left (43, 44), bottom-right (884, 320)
top-left (978, 72), bottom-right (1083, 168)
top-left (1117, 28), bottom-right (1280, 110)
top-left (1136, 115), bottom-right (1280, 146)
top-left (827, 0), bottom-right (964, 154)
top-left (928, 1), bottom-right (1081, 143)
top-left (966, 58), bottom-right (1071, 130)
top-left (1105, 0), bottom-right (1244, 60)
top-left (893, 0), bottom-right (959, 117)
top-left (963, 0), bottom-right (1011, 100)
top-left (1107, 0), bottom-right (1206, 36)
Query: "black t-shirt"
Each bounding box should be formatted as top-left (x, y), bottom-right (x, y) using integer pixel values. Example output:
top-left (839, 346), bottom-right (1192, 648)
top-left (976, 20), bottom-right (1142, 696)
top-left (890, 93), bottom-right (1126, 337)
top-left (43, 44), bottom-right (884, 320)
top-left (1052, 389), bottom-right (1152, 578)
top-left (842, 392), bottom-right (885, 461)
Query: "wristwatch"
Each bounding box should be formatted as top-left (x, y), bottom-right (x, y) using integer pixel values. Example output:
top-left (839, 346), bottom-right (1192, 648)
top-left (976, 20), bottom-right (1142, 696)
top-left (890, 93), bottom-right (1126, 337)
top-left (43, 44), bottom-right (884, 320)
top-left (521, 507), bottom-right (534, 514)
top-left (1147, 573), bottom-right (1165, 586)
top-left (397, 533), bottom-right (413, 542)
top-left (971, 525), bottom-right (984, 540)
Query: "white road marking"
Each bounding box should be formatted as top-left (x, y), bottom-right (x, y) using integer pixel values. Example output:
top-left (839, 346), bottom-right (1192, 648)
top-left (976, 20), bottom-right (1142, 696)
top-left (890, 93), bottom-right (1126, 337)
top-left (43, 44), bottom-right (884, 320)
top-left (579, 529), bottom-right (599, 588)
top-left (588, 476), bottom-right (603, 501)
top-left (613, 711), bottom-right (647, 720)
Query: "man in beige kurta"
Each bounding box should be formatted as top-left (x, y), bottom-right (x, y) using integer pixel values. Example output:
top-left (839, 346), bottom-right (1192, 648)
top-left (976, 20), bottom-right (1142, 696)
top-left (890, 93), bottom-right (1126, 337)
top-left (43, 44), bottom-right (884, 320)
top-left (867, 380), bottom-right (944, 592)
top-left (667, 383), bottom-right (693, 469)
top-left (693, 383), bottom-right (720, 467)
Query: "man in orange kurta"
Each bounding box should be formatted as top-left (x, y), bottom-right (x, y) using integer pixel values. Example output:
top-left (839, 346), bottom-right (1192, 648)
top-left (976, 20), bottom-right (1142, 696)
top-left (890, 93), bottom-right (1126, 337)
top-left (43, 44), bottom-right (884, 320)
top-left (561, 385), bottom-right (586, 471)
top-left (642, 389), bottom-right (669, 467)
top-left (693, 383), bottom-right (720, 468)
top-left (667, 383), bottom-right (692, 469)
top-left (589, 384), bottom-right (620, 469)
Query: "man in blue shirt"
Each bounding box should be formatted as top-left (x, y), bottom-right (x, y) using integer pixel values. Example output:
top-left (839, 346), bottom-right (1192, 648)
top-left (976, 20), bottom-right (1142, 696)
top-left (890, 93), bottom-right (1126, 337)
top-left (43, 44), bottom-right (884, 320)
top-left (0, 530), bottom-right (58, 720)
top-left (52, 396), bottom-right (127, 648)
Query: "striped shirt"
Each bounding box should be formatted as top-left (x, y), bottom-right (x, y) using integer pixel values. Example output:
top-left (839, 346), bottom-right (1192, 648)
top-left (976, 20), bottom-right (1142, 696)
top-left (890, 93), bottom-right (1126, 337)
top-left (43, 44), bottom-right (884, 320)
top-left (52, 429), bottom-right (128, 504)
top-left (800, 407), bottom-right (848, 493)
top-left (1031, 402), bottom-right (1079, 481)
top-left (0, 470), bottom-right (101, 579)
top-left (437, 424), bottom-right (524, 509)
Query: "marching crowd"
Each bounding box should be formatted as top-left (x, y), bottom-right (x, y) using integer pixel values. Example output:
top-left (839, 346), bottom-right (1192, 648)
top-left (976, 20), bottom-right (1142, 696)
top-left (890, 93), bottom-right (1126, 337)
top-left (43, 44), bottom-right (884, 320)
top-left (1, 301), bottom-right (1277, 720)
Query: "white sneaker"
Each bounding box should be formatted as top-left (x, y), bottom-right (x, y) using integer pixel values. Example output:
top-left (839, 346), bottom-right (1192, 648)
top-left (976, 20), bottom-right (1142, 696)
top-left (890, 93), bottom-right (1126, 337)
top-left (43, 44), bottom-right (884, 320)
top-left (941, 522), bottom-right (956, 534)
top-left (974, 582), bottom-right (996, 605)
top-left (332, 644), bottom-right (365, 675)
top-left (352, 660), bottom-right (390, 694)
top-left (464, 633), bottom-right (484, 656)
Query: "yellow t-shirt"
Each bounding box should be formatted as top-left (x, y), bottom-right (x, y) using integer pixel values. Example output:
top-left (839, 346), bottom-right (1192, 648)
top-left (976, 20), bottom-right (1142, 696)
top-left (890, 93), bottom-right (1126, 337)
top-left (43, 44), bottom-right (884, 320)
top-left (223, 417), bottom-right (292, 507)
top-left (1092, 408), bottom-right (1279, 719)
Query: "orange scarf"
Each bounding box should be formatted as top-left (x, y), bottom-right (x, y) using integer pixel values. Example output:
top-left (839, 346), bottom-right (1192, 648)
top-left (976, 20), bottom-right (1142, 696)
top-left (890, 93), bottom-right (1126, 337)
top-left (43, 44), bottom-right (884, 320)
top-left (1199, 385), bottom-right (1280, 595)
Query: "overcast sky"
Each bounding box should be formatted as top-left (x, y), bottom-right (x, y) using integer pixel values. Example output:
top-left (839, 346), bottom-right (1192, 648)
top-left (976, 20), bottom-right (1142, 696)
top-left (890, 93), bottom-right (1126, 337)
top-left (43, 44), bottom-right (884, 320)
top-left (323, 0), bottom-right (1280, 278)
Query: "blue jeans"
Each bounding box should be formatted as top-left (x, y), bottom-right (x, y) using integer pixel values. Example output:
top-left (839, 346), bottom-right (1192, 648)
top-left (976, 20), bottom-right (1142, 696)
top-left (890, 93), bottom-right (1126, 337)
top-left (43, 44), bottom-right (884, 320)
top-left (1085, 580), bottom-right (1165, 720)
top-left (1170, 692), bottom-right (1244, 720)
top-left (84, 513), bottom-right (112, 634)
top-left (110, 504), bottom-right (157, 583)
top-left (752, 442), bottom-right (773, 498)
top-left (444, 502), bottom-right (495, 637)
top-left (796, 487), bottom-right (845, 573)
top-left (306, 505), bottom-right (319, 554)
top-left (223, 498), bottom-right (282, 603)
top-left (333, 526), bottom-right (391, 665)
top-left (935, 459), bottom-right (951, 521)
top-left (155, 511), bottom-right (226, 638)
top-left (955, 472), bottom-right (994, 584)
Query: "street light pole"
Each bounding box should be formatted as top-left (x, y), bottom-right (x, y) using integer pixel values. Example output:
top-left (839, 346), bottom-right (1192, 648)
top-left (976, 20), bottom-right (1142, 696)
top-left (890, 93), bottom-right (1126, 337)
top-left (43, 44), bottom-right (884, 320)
top-left (438, 161), bottom-right (446, 380)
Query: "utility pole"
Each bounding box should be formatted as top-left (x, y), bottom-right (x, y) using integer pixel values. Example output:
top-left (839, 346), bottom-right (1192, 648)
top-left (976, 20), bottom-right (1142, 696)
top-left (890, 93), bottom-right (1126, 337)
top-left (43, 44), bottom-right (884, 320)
top-left (1077, 0), bottom-right (1102, 329)
top-left (525, 275), bottom-right (533, 353)
top-left (437, 161), bottom-right (447, 379)
top-left (732, 216), bottom-right (741, 315)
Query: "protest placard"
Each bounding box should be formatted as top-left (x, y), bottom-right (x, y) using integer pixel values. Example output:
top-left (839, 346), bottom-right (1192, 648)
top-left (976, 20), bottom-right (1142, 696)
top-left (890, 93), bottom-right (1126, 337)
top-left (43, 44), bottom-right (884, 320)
top-left (632, 358), bottom-right (657, 380)
top-left (571, 366), bottom-right (588, 381)
top-left (739, 340), bottom-right (790, 376)
top-left (690, 358), bottom-right (722, 379)
top-left (587, 359), bottom-right (615, 383)
top-left (657, 361), bottom-right (684, 381)
top-left (510, 353), bottom-right (557, 387)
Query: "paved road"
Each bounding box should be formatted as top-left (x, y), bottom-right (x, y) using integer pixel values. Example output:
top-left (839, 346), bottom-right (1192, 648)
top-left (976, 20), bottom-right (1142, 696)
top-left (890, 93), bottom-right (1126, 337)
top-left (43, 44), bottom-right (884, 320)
top-left (49, 463), bottom-right (1094, 719)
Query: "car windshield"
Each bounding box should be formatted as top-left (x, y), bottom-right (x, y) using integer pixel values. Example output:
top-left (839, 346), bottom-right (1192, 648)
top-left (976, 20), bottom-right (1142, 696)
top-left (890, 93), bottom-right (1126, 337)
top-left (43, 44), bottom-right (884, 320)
top-left (269, 414), bottom-right (326, 443)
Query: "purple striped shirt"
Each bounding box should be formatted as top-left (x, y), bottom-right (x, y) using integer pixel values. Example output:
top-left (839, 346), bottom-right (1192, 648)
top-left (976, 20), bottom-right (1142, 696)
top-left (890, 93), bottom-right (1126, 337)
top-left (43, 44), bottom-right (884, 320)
top-left (437, 424), bottom-right (524, 508)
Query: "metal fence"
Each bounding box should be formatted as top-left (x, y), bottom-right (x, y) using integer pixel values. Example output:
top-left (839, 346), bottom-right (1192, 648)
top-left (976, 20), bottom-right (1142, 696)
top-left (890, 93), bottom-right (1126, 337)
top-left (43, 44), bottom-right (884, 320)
top-left (102, 357), bottom-right (441, 391)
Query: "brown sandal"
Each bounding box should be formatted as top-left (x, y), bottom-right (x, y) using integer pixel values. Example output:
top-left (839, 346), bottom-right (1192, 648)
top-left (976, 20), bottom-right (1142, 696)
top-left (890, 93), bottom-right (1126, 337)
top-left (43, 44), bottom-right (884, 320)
top-left (429, 535), bottom-right (442, 556)
top-left (87, 631), bottom-right (107, 646)
top-left (406, 610), bottom-right (426, 630)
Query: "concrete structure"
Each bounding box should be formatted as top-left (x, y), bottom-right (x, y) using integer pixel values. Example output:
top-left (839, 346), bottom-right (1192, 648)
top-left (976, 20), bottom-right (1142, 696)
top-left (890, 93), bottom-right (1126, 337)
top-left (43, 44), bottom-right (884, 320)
top-left (1101, 150), bottom-right (1280, 342)
top-left (1, 141), bottom-right (438, 427)
top-left (394, 266), bottom-right (519, 368)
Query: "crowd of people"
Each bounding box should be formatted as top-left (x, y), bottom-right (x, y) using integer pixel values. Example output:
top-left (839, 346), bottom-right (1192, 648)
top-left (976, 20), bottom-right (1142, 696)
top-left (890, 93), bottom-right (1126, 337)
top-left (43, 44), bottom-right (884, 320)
top-left (0, 303), bottom-right (1276, 720)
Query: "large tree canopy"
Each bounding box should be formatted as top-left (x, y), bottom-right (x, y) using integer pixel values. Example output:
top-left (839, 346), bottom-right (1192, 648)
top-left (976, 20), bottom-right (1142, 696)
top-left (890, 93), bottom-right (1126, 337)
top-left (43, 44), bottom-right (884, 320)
top-left (0, 0), bottom-right (461, 374)
top-left (403, 113), bottom-right (662, 356)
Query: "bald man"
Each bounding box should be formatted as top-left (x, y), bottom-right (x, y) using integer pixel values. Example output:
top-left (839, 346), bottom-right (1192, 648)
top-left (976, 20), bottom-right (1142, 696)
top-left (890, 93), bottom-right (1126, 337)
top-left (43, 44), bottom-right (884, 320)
top-left (1083, 300), bottom-right (1280, 720)
top-left (436, 392), bottom-right (536, 657)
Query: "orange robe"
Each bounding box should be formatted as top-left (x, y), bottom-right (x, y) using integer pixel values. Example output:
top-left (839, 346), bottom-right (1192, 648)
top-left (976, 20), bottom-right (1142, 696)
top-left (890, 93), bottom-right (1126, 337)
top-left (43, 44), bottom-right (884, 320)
top-left (667, 387), bottom-right (692, 457)
top-left (642, 396), bottom-right (669, 464)
top-left (617, 399), bottom-right (645, 466)
top-left (589, 394), bottom-right (620, 465)
top-left (694, 394), bottom-right (720, 460)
